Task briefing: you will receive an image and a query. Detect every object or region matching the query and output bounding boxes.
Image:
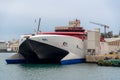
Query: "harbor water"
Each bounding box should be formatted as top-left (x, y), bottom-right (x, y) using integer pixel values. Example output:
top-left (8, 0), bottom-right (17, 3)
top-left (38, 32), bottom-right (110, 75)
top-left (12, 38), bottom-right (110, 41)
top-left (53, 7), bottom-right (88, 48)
top-left (0, 53), bottom-right (120, 80)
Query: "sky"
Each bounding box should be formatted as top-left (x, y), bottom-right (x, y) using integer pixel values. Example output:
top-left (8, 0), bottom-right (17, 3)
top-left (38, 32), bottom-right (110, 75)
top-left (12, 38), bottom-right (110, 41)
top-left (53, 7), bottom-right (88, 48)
top-left (0, 0), bottom-right (120, 41)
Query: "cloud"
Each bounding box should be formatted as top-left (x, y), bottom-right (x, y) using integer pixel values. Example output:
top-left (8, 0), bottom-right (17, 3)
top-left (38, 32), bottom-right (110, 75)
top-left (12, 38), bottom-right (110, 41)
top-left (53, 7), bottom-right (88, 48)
top-left (0, 0), bottom-right (120, 40)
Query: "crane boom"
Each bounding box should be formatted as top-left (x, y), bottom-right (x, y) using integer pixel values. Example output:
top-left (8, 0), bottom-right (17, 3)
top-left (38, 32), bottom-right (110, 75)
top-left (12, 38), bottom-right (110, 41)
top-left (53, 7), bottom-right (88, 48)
top-left (90, 21), bottom-right (110, 38)
top-left (90, 21), bottom-right (109, 28)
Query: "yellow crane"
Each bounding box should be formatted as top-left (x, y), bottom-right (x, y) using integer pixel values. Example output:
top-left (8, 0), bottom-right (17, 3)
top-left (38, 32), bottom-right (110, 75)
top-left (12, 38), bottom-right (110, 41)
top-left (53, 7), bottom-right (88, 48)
top-left (90, 21), bottom-right (109, 37)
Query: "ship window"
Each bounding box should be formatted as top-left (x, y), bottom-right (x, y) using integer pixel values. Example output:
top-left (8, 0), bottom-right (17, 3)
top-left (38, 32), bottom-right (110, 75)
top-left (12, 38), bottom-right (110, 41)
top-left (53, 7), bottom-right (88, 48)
top-left (63, 42), bottom-right (68, 46)
top-left (77, 45), bottom-right (81, 49)
top-left (42, 38), bottom-right (48, 41)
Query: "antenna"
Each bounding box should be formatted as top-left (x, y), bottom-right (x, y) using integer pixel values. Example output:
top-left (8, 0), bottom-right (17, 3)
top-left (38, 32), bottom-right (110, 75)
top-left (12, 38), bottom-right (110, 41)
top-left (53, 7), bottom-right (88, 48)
top-left (37, 18), bottom-right (41, 34)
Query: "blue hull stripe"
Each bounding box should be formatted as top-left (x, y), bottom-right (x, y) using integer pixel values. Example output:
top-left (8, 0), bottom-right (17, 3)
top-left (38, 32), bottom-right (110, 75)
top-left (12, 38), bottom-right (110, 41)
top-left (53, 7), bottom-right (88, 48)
top-left (61, 58), bottom-right (86, 65)
top-left (6, 59), bottom-right (27, 64)
top-left (6, 58), bottom-right (86, 64)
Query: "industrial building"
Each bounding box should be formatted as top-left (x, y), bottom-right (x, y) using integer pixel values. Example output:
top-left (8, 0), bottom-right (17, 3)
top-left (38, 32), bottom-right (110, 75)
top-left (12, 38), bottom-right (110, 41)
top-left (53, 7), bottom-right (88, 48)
top-left (0, 41), bottom-right (7, 52)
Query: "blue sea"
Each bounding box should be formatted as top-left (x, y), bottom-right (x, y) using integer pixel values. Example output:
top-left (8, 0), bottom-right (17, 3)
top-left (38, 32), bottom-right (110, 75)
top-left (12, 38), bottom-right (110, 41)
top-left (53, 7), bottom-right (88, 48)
top-left (0, 53), bottom-right (120, 80)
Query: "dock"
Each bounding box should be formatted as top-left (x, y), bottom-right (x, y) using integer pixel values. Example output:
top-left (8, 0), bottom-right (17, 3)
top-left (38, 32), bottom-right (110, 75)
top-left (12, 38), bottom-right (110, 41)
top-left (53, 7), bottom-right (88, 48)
top-left (86, 53), bottom-right (120, 63)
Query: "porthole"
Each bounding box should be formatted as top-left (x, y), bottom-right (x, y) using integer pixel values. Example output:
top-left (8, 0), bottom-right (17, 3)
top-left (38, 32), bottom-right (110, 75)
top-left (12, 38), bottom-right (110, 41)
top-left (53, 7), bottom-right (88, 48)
top-left (63, 42), bottom-right (68, 46)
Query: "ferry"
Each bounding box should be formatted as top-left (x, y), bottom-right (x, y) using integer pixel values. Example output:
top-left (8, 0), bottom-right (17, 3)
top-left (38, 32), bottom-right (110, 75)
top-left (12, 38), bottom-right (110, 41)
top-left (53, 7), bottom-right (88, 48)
top-left (6, 19), bottom-right (102, 64)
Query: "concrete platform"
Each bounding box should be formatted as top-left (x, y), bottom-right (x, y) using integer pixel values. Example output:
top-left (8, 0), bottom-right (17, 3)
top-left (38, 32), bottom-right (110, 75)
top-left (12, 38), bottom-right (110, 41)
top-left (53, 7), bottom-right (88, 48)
top-left (86, 54), bottom-right (120, 63)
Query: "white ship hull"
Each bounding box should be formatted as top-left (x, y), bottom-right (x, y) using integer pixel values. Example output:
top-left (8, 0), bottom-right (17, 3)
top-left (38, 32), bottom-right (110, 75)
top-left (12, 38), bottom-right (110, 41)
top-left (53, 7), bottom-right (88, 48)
top-left (17, 34), bottom-right (85, 64)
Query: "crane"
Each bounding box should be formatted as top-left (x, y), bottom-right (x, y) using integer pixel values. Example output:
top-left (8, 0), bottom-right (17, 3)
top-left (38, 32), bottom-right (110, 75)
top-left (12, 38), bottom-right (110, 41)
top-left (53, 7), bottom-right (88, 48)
top-left (90, 21), bottom-right (109, 37)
